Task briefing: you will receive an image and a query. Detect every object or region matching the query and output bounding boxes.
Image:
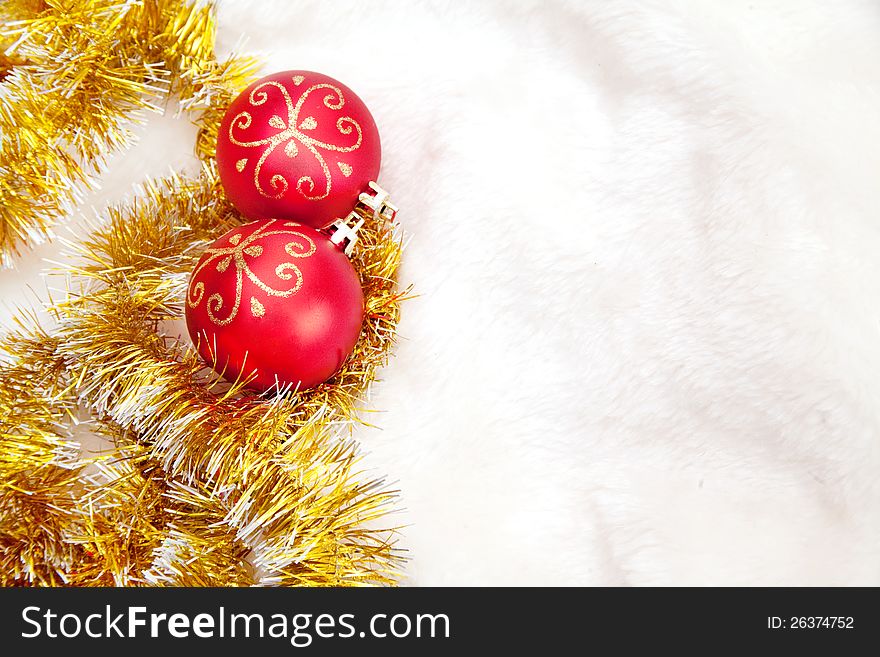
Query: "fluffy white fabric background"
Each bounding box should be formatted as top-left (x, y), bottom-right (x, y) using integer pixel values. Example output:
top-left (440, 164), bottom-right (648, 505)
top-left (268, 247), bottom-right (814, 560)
top-left (2, 0), bottom-right (880, 585)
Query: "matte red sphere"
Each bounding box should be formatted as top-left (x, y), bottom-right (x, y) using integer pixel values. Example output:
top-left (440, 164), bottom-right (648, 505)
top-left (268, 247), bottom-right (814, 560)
top-left (185, 219), bottom-right (364, 392)
top-left (216, 70), bottom-right (381, 229)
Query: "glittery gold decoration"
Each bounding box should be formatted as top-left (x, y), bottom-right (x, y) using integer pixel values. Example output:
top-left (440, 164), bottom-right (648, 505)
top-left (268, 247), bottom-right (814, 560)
top-left (0, 0), bottom-right (408, 587)
top-left (1, 165), bottom-right (407, 587)
top-left (0, 0), bottom-right (257, 266)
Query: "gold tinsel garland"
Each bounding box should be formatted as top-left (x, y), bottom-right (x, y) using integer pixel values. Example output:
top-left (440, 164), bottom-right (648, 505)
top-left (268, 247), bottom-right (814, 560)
top-left (0, 0), bottom-right (406, 586)
top-left (0, 0), bottom-right (252, 263)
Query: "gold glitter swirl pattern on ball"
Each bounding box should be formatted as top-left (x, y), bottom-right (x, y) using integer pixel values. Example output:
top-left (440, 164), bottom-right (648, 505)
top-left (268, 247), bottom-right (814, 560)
top-left (228, 79), bottom-right (363, 201)
top-left (187, 219), bottom-right (317, 326)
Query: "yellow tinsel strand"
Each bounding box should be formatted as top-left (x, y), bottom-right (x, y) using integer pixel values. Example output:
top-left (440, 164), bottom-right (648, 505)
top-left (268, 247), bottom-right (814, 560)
top-left (2, 169), bottom-right (406, 586)
top-left (52, 168), bottom-right (404, 586)
top-left (0, 328), bottom-right (83, 585)
top-left (0, 0), bottom-right (256, 264)
top-left (0, 0), bottom-right (407, 586)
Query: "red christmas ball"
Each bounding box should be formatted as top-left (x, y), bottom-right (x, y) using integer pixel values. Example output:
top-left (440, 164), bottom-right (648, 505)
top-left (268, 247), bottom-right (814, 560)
top-left (185, 218), bottom-right (364, 392)
top-left (216, 70), bottom-right (381, 229)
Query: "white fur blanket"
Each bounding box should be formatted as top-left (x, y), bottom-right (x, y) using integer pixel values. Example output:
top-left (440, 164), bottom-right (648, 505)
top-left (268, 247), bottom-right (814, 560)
top-left (2, 0), bottom-right (879, 585)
